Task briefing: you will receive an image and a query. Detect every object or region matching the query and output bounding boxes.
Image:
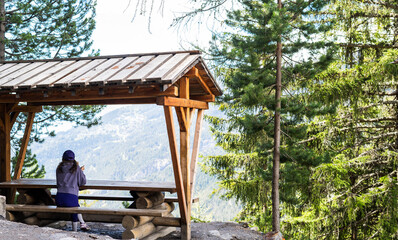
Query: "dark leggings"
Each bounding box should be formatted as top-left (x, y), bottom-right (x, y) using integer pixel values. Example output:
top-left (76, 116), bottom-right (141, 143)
top-left (55, 192), bottom-right (80, 222)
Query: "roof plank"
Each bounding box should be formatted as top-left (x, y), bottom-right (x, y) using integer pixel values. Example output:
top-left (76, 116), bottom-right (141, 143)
top-left (161, 55), bottom-right (199, 82)
top-left (35, 60), bottom-right (91, 88)
top-left (53, 59), bottom-right (107, 86)
top-left (0, 63), bottom-right (31, 81)
top-left (0, 62), bottom-right (47, 89)
top-left (107, 55), bottom-right (154, 84)
top-left (0, 63), bottom-right (17, 73)
top-left (17, 61), bottom-right (76, 89)
top-left (127, 54), bottom-right (173, 82)
top-left (70, 58), bottom-right (123, 86)
top-left (2, 62), bottom-right (59, 89)
top-left (146, 53), bottom-right (190, 81)
top-left (87, 56), bottom-right (139, 85)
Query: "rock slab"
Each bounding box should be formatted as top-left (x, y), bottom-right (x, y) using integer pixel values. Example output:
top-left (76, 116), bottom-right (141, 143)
top-left (0, 195), bottom-right (5, 219)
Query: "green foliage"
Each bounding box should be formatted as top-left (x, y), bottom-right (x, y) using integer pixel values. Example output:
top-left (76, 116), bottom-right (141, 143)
top-left (4, 0), bottom-right (103, 179)
top-left (11, 149), bottom-right (45, 179)
top-left (122, 201), bottom-right (130, 208)
top-left (204, 0), bottom-right (335, 233)
top-left (286, 50), bottom-right (398, 239)
top-left (5, 0), bottom-right (98, 59)
top-left (283, 0), bottom-right (398, 237)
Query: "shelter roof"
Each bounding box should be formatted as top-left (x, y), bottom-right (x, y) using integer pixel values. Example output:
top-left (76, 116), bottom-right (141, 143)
top-left (0, 50), bottom-right (221, 105)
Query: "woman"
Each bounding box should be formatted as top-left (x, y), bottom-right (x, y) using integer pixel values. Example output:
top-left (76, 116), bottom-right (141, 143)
top-left (55, 150), bottom-right (90, 231)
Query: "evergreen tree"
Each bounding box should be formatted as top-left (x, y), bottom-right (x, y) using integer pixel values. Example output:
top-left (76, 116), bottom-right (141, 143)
top-left (285, 1), bottom-right (398, 238)
top-left (11, 150), bottom-right (45, 179)
top-left (0, 0), bottom-right (103, 179)
top-left (203, 0), bottom-right (334, 233)
top-left (1, 0), bottom-right (98, 60)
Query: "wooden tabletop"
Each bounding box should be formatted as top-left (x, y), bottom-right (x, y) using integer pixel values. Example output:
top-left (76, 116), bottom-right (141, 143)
top-left (0, 179), bottom-right (177, 193)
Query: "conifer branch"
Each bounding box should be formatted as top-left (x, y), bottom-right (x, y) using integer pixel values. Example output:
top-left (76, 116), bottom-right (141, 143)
top-left (339, 43), bottom-right (398, 49)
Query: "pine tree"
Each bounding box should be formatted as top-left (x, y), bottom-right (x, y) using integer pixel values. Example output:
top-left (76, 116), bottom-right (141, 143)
top-left (0, 0), bottom-right (103, 179)
top-left (1, 0), bottom-right (98, 60)
top-left (285, 1), bottom-right (398, 238)
top-left (203, 0), bottom-right (334, 233)
top-left (11, 150), bottom-right (45, 179)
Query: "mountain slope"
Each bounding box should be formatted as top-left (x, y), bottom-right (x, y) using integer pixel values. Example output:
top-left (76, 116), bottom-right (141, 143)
top-left (31, 104), bottom-right (240, 221)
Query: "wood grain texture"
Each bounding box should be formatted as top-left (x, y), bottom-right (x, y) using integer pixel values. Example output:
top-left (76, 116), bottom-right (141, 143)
top-left (190, 109), bottom-right (204, 196)
top-left (163, 106), bottom-right (188, 224)
top-left (13, 112), bottom-right (35, 180)
top-left (10, 112), bottom-right (35, 202)
top-left (156, 97), bottom-right (208, 109)
top-left (0, 179), bottom-right (176, 193)
top-left (0, 104), bottom-right (12, 193)
top-left (0, 86), bottom-right (178, 104)
top-left (122, 222), bottom-right (156, 239)
top-left (6, 204), bottom-right (168, 217)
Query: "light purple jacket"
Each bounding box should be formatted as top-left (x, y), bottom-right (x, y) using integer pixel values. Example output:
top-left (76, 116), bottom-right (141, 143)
top-left (56, 162), bottom-right (86, 196)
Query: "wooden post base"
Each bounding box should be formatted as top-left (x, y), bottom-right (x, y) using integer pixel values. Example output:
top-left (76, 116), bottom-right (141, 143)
top-left (181, 223), bottom-right (191, 240)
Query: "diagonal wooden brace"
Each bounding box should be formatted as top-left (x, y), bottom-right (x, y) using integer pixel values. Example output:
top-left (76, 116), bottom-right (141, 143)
top-left (163, 106), bottom-right (188, 223)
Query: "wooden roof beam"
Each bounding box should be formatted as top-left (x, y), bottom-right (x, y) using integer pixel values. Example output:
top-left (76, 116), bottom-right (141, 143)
top-left (30, 98), bottom-right (157, 106)
top-left (186, 67), bottom-right (215, 98)
top-left (8, 105), bottom-right (42, 113)
top-left (0, 86), bottom-right (178, 104)
top-left (190, 95), bottom-right (215, 102)
top-left (156, 96), bottom-right (208, 109)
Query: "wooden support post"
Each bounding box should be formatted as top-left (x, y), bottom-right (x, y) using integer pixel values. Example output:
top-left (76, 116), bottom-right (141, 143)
top-left (10, 112), bottom-right (36, 201)
top-left (13, 112), bottom-right (35, 180)
top-left (179, 77), bottom-right (191, 240)
top-left (0, 104), bottom-right (13, 203)
top-left (163, 106), bottom-right (188, 225)
top-left (10, 112), bottom-right (20, 127)
top-left (190, 109), bottom-right (204, 196)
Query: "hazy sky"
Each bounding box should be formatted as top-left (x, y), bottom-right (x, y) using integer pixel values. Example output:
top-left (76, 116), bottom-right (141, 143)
top-left (92, 0), bottom-right (213, 55)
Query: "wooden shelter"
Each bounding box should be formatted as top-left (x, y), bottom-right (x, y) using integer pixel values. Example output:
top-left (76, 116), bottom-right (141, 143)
top-left (0, 50), bottom-right (222, 239)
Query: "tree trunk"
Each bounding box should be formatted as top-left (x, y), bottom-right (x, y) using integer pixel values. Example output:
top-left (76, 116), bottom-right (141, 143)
top-left (272, 0), bottom-right (283, 232)
top-left (0, 0), bottom-right (5, 61)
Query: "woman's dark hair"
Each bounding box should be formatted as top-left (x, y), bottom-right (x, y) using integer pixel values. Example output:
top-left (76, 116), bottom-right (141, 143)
top-left (56, 160), bottom-right (78, 173)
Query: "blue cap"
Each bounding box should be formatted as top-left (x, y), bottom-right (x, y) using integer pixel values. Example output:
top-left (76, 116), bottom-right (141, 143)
top-left (62, 150), bottom-right (75, 161)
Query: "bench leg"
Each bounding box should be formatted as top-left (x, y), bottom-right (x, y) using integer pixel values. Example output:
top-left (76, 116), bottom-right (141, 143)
top-left (0, 189), bottom-right (12, 204)
top-left (181, 223), bottom-right (191, 240)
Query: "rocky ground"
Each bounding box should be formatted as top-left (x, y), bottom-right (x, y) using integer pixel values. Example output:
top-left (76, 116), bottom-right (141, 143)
top-left (0, 218), bottom-right (265, 240)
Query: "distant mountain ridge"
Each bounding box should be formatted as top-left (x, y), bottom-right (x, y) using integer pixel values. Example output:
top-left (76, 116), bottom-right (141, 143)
top-left (31, 104), bottom-right (240, 221)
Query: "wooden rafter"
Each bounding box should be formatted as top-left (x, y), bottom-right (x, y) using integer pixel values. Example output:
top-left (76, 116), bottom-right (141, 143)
top-left (0, 86), bottom-right (178, 104)
top-left (186, 67), bottom-right (214, 96)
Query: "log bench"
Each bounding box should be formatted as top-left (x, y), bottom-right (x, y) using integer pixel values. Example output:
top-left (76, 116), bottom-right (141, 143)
top-left (6, 204), bottom-right (169, 217)
top-left (50, 194), bottom-right (199, 203)
top-left (1, 179), bottom-right (181, 239)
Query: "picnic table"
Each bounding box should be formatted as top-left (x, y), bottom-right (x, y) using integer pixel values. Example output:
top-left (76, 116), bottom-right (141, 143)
top-left (0, 178), bottom-right (177, 193)
top-left (1, 178), bottom-right (180, 239)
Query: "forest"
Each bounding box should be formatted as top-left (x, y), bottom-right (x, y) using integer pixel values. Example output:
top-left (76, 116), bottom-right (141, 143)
top-left (3, 0), bottom-right (398, 239)
top-left (197, 0), bottom-right (398, 239)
